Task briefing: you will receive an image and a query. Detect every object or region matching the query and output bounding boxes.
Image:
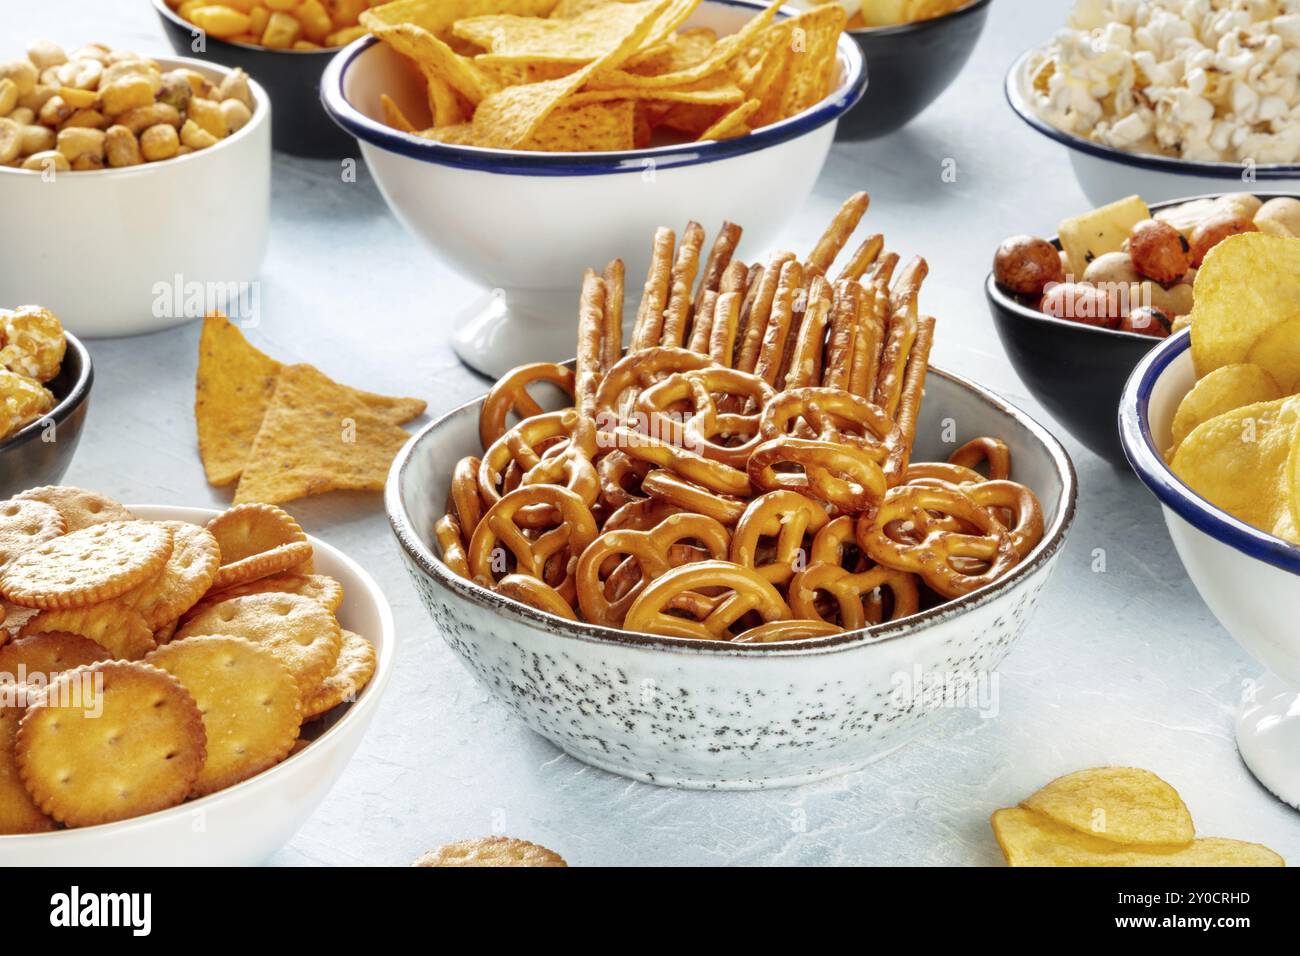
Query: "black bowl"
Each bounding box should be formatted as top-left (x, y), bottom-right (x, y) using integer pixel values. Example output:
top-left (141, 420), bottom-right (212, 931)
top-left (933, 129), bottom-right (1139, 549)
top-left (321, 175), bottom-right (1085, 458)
top-left (152, 0), bottom-right (358, 158)
top-left (0, 331), bottom-right (93, 498)
top-left (837, 0), bottom-right (991, 141)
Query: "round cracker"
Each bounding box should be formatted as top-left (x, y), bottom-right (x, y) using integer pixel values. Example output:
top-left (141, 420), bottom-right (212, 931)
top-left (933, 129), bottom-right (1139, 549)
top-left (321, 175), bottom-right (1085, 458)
top-left (0, 704), bottom-right (54, 834)
top-left (302, 630), bottom-right (376, 720)
top-left (0, 499), bottom-right (65, 569)
top-left (146, 635), bottom-right (302, 797)
top-left (0, 520), bottom-right (174, 610)
top-left (16, 661), bottom-right (206, 827)
top-left (195, 573), bottom-right (344, 617)
top-left (119, 521), bottom-right (220, 628)
top-left (412, 837), bottom-right (568, 867)
top-left (20, 602), bottom-right (156, 661)
top-left (175, 592), bottom-right (342, 699)
top-left (206, 504), bottom-right (313, 591)
top-left (0, 631), bottom-right (111, 686)
top-left (14, 486), bottom-right (134, 532)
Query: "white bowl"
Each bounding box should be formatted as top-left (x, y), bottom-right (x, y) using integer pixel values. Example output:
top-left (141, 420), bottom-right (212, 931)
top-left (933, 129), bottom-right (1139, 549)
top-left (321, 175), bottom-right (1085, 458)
top-left (321, 0), bottom-right (867, 377)
top-left (0, 505), bottom-right (395, 865)
top-left (1121, 331), bottom-right (1300, 811)
top-left (1005, 49), bottom-right (1300, 207)
top-left (387, 365), bottom-right (1077, 790)
top-left (0, 57), bottom-right (271, 338)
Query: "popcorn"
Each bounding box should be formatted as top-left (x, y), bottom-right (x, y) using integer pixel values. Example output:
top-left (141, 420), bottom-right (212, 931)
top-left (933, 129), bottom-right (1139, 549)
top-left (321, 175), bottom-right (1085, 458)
top-left (1027, 0), bottom-right (1300, 163)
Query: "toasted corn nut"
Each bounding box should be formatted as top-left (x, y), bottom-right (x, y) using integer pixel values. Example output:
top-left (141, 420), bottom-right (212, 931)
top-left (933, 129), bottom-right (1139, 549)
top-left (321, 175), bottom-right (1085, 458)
top-left (139, 122), bottom-right (179, 161)
top-left (17, 84), bottom-right (57, 113)
top-left (219, 97), bottom-right (251, 133)
top-left (325, 25), bottom-right (367, 46)
top-left (0, 60), bottom-right (37, 97)
top-left (55, 58), bottom-right (102, 91)
top-left (57, 86), bottom-right (97, 109)
top-left (179, 117), bottom-right (218, 150)
top-left (56, 126), bottom-right (105, 164)
top-left (298, 0), bottom-right (333, 42)
top-left (70, 152), bottom-right (103, 170)
top-left (0, 118), bottom-right (20, 163)
top-left (117, 102), bottom-right (180, 134)
top-left (101, 60), bottom-right (162, 93)
top-left (20, 148), bottom-right (68, 172)
top-left (26, 40), bottom-right (67, 72)
top-left (8, 106), bottom-right (33, 125)
top-left (104, 124), bottom-right (142, 167)
top-left (60, 108), bottom-right (107, 129)
top-left (38, 95), bottom-right (72, 126)
top-left (69, 43), bottom-right (111, 64)
top-left (265, 0), bottom-right (302, 10)
top-left (216, 68), bottom-right (252, 109)
top-left (156, 73), bottom-right (193, 111)
top-left (18, 123), bottom-right (55, 155)
top-left (189, 5), bottom-right (253, 39)
top-left (187, 96), bottom-right (226, 138)
top-left (0, 78), bottom-right (17, 116)
top-left (249, 6), bottom-right (270, 37)
top-left (261, 11), bottom-right (302, 48)
top-left (100, 74), bottom-right (156, 116)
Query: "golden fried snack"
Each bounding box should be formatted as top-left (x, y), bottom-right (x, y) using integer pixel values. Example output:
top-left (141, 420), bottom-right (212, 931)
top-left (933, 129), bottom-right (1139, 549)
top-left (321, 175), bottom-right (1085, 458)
top-left (733, 619), bottom-right (841, 643)
top-left (631, 227), bottom-right (676, 351)
top-left (806, 192), bottom-right (870, 277)
top-left (730, 490), bottom-right (828, 586)
top-left (0, 371), bottom-right (54, 440)
top-left (495, 574), bottom-right (578, 620)
top-left (413, 836), bottom-right (567, 867)
top-left (788, 562), bottom-right (919, 629)
top-left (574, 268), bottom-right (608, 419)
top-left (479, 362), bottom-right (577, 451)
top-left (623, 560), bottom-right (791, 639)
top-left (0, 306), bottom-right (65, 382)
top-left (601, 259), bottom-right (625, 375)
top-left (949, 437), bottom-right (1012, 481)
top-left (467, 485), bottom-right (598, 602)
top-left (13, 486), bottom-right (133, 532)
top-left (659, 221), bottom-right (705, 347)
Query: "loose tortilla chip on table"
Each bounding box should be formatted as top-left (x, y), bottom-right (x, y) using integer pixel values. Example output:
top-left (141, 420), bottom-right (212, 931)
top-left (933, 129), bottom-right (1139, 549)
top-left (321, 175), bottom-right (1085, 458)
top-left (233, 365), bottom-right (417, 506)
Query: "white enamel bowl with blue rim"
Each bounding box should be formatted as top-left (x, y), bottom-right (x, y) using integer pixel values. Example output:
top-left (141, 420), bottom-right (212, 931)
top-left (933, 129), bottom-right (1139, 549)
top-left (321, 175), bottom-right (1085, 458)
top-left (321, 0), bottom-right (867, 378)
top-left (0, 505), bottom-right (395, 865)
top-left (1006, 49), bottom-right (1300, 208)
top-left (1121, 330), bottom-right (1300, 812)
top-left (387, 365), bottom-right (1077, 790)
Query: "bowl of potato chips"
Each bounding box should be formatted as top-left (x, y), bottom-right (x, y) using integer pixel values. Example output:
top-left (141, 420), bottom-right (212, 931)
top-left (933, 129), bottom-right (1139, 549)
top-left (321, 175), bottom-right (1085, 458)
top-left (321, 0), bottom-right (866, 376)
top-left (1121, 232), bottom-right (1300, 811)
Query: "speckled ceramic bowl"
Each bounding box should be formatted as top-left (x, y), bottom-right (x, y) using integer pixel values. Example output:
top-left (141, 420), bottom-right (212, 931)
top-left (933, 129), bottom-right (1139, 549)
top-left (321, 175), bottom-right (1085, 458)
top-left (387, 367), bottom-right (1077, 789)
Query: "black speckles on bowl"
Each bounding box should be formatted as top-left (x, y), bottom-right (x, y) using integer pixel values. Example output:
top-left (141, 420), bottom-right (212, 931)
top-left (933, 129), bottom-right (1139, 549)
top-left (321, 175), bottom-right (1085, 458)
top-left (837, 0), bottom-right (992, 141)
top-left (0, 331), bottom-right (92, 498)
top-left (152, 0), bottom-right (358, 158)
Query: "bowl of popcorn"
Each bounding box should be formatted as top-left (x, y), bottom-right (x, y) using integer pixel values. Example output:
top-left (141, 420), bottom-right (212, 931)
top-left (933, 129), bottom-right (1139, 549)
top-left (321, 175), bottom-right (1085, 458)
top-left (153, 0), bottom-right (376, 156)
top-left (0, 43), bottom-right (270, 338)
top-left (1007, 0), bottom-right (1300, 206)
top-left (0, 307), bottom-right (92, 498)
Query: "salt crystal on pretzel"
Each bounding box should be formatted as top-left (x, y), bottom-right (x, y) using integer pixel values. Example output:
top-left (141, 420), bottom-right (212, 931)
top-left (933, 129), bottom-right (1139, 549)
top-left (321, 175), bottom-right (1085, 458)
top-left (755, 259), bottom-right (803, 386)
top-left (708, 290), bottom-right (742, 368)
top-left (890, 313), bottom-right (936, 480)
top-left (805, 191), bottom-right (870, 277)
top-left (836, 233), bottom-right (884, 283)
top-left (785, 275), bottom-right (832, 389)
top-left (631, 227), bottom-right (675, 351)
top-left (601, 259), bottom-right (624, 375)
top-left (735, 252), bottom-right (792, 373)
top-left (692, 221), bottom-right (743, 318)
top-left (659, 221), bottom-right (705, 348)
top-left (575, 268), bottom-right (607, 419)
top-left (822, 279), bottom-right (861, 391)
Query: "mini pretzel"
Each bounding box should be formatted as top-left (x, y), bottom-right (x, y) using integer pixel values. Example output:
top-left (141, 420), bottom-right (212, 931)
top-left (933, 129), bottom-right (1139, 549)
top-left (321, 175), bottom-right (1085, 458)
top-left (435, 513), bottom-right (470, 579)
top-left (611, 426), bottom-right (751, 496)
top-left (597, 450), bottom-right (650, 511)
top-left (873, 291), bottom-right (919, 418)
top-left (467, 485), bottom-right (598, 602)
top-left (788, 562), bottom-right (919, 629)
top-left (479, 362), bottom-right (576, 450)
top-left (965, 479), bottom-right (1043, 559)
top-left (635, 366), bottom-right (775, 469)
top-left (604, 496), bottom-right (681, 532)
top-left (687, 289), bottom-right (719, 354)
top-left (759, 387), bottom-right (905, 479)
top-left (892, 314), bottom-right (935, 474)
top-left (479, 410), bottom-right (599, 523)
top-left (730, 490), bottom-right (829, 586)
top-left (641, 470), bottom-right (748, 525)
top-left (848, 286), bottom-right (886, 399)
top-left (450, 456), bottom-right (483, 533)
top-left (623, 560), bottom-right (791, 640)
top-left (576, 513), bottom-right (730, 626)
top-left (948, 437), bottom-right (1011, 481)
top-left (904, 461), bottom-right (986, 486)
top-left (594, 346), bottom-right (714, 422)
top-left (809, 514), bottom-right (860, 567)
top-left (733, 619), bottom-right (842, 643)
top-left (857, 484), bottom-right (1018, 598)
top-left (495, 574), bottom-right (577, 620)
top-left (749, 438), bottom-right (887, 515)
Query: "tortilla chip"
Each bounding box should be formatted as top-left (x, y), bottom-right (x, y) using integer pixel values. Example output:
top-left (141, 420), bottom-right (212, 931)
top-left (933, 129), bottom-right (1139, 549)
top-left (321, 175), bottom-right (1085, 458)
top-left (524, 100), bottom-right (636, 149)
top-left (196, 313), bottom-right (282, 487)
top-left (361, 0), bottom-right (560, 40)
top-left (381, 93), bottom-right (418, 132)
top-left (781, 3), bottom-right (847, 116)
top-left (626, 27), bottom-right (715, 73)
top-left (421, 122), bottom-right (478, 143)
top-left (366, 22), bottom-right (497, 105)
top-left (551, 0), bottom-right (636, 16)
top-left (698, 97), bottom-right (758, 139)
top-left (569, 75), bottom-right (744, 106)
top-left (456, 0), bottom-right (665, 63)
top-left (233, 365), bottom-right (415, 506)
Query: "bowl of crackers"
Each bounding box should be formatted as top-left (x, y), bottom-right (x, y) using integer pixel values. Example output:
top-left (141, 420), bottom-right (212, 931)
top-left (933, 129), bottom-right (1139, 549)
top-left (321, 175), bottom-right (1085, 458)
top-left (321, 0), bottom-right (866, 376)
top-left (0, 489), bottom-right (393, 865)
top-left (389, 194), bottom-right (1077, 789)
top-left (0, 42), bottom-right (270, 338)
top-left (0, 307), bottom-right (92, 498)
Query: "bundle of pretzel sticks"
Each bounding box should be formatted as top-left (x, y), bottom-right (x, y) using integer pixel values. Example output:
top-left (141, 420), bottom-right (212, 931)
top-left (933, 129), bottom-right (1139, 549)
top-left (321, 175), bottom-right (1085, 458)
top-left (436, 192), bottom-right (1045, 643)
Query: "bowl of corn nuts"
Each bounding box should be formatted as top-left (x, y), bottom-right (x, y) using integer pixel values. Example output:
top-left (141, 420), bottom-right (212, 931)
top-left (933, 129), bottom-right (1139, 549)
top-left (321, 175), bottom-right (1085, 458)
top-left (154, 0), bottom-right (374, 157)
top-left (0, 43), bottom-right (270, 338)
top-left (387, 195), bottom-right (1078, 789)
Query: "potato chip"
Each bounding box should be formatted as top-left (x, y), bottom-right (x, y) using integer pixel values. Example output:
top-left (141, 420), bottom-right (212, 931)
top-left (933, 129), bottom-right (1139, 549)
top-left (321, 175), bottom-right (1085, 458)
top-left (1168, 363), bottom-right (1282, 456)
top-left (1191, 233), bottom-right (1300, 378)
top-left (1170, 396), bottom-right (1300, 542)
top-left (233, 364), bottom-right (415, 506)
top-left (1245, 316), bottom-right (1300, 394)
top-left (1021, 767), bottom-right (1194, 846)
top-left (992, 808), bottom-right (1283, 867)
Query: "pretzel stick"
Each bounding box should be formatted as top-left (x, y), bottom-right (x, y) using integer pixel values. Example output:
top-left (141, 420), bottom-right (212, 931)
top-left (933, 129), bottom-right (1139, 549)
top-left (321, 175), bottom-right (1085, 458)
top-left (806, 191), bottom-right (870, 276)
top-left (601, 259), bottom-right (624, 374)
top-left (822, 279), bottom-right (861, 390)
top-left (631, 227), bottom-right (675, 351)
top-left (755, 259), bottom-right (803, 385)
top-left (847, 284), bottom-right (885, 399)
top-left (785, 275), bottom-right (832, 388)
top-left (708, 290), bottom-right (742, 367)
top-left (575, 269), bottom-right (607, 418)
top-left (728, 263), bottom-right (763, 372)
top-left (890, 255), bottom-right (929, 312)
top-left (735, 252), bottom-right (793, 373)
top-left (720, 258), bottom-right (748, 295)
top-left (836, 233), bottom-right (884, 282)
top-left (693, 221), bottom-right (743, 317)
top-left (659, 221), bottom-right (705, 347)
top-left (867, 251), bottom-right (899, 289)
top-left (873, 290), bottom-right (919, 417)
top-left (687, 289), bottom-right (718, 353)
top-left (893, 314), bottom-right (936, 476)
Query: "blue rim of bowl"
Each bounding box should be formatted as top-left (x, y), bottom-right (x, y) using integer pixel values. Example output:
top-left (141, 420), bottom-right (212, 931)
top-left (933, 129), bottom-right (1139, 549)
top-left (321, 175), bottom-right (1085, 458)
top-left (1119, 328), bottom-right (1300, 575)
top-left (386, 362), bottom-right (1078, 655)
top-left (0, 330), bottom-right (92, 454)
top-left (1005, 48), bottom-right (1300, 179)
top-left (320, 0), bottom-right (867, 176)
top-left (152, 0), bottom-right (342, 55)
top-left (848, 0), bottom-right (991, 37)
